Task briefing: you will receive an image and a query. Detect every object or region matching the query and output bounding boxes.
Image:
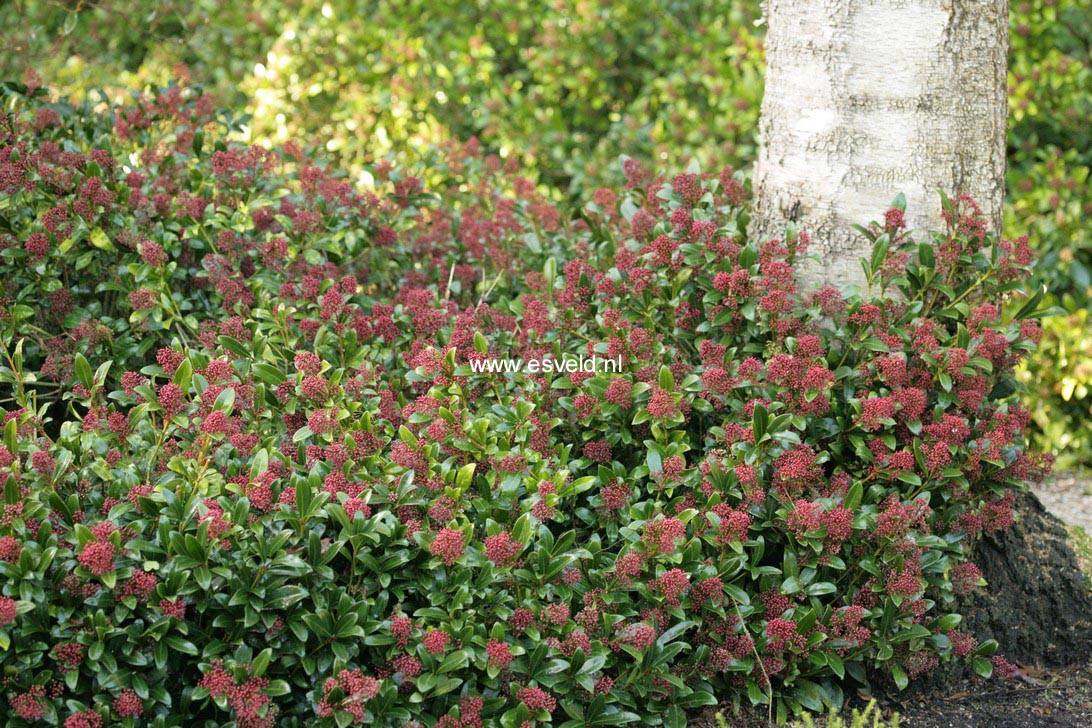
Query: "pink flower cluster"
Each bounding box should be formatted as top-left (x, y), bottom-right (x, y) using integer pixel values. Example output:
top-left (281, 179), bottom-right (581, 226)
top-left (484, 531), bottom-right (522, 567)
top-left (0, 596), bottom-right (17, 626)
top-left (316, 669), bottom-right (380, 723)
top-left (486, 639), bottom-right (514, 669)
top-left (642, 517), bottom-right (686, 555)
top-left (651, 568), bottom-right (690, 607)
top-left (198, 660), bottom-right (274, 728)
top-left (516, 686), bottom-right (557, 713)
top-left (113, 689), bottom-right (144, 717)
top-left (78, 540), bottom-right (117, 575)
top-left (429, 527), bottom-right (466, 566)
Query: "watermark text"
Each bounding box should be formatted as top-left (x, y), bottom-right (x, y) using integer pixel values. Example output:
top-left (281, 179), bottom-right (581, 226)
top-left (468, 354), bottom-right (622, 375)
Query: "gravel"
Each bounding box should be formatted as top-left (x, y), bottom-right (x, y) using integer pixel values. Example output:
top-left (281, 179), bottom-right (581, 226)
top-left (1033, 472), bottom-right (1092, 532)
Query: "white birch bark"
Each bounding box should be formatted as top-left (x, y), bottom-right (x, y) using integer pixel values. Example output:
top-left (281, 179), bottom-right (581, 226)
top-left (750, 0), bottom-right (1009, 290)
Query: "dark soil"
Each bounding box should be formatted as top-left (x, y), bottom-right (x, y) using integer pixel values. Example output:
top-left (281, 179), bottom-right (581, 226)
top-left (890, 663), bottom-right (1092, 727)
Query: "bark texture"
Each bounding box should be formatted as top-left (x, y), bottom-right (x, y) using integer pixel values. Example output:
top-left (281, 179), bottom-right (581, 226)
top-left (751, 0), bottom-right (1008, 289)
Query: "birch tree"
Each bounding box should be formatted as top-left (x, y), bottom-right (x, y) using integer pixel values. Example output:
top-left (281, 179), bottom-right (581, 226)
top-left (750, 0), bottom-right (1008, 289)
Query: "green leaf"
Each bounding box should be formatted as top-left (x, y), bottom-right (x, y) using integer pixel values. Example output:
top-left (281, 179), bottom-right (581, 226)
top-left (164, 636), bottom-right (199, 655)
top-left (844, 481), bottom-right (863, 511)
top-left (827, 652), bottom-right (845, 679)
top-left (656, 620), bottom-right (695, 647)
top-left (250, 449), bottom-right (269, 479)
top-left (658, 365), bottom-right (675, 392)
top-left (936, 614), bottom-right (962, 631)
top-left (752, 403), bottom-right (769, 443)
top-left (646, 448), bottom-right (662, 475)
top-left (251, 648), bottom-right (272, 677)
top-left (252, 363), bottom-right (286, 385)
top-left (438, 649), bottom-right (469, 673)
top-left (74, 353), bottom-right (93, 390)
top-left (218, 336), bottom-right (250, 359)
top-left (266, 680), bottom-right (291, 697)
top-left (544, 257), bottom-right (557, 290)
top-left (891, 663), bottom-right (909, 690)
top-left (897, 472), bottom-right (922, 487)
top-left (213, 387), bottom-right (236, 413)
top-left (1013, 285), bottom-right (1045, 321)
top-left (455, 463), bottom-right (476, 490)
top-left (173, 358), bottom-right (193, 393)
top-left (870, 234), bottom-right (891, 279)
top-left (664, 705), bottom-right (686, 728)
top-left (194, 567), bottom-right (212, 590)
top-left (94, 360), bottom-right (112, 387)
top-left (90, 228), bottom-right (115, 251)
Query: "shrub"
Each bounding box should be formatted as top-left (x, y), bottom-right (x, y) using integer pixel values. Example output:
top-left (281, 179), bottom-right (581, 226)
top-left (6, 1), bottom-right (1088, 468)
top-left (1, 87), bottom-right (1048, 726)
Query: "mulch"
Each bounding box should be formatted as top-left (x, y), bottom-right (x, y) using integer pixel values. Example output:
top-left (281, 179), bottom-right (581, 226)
top-left (887, 663), bottom-right (1092, 727)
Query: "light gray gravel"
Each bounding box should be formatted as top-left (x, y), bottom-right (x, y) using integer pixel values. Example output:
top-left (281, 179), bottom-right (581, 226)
top-left (1032, 472), bottom-right (1092, 532)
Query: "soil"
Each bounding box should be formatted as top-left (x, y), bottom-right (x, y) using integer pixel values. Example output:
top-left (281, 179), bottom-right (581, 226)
top-left (889, 663), bottom-right (1092, 727)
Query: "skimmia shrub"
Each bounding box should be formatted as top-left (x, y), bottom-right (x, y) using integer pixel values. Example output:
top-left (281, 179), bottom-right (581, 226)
top-left (0, 85), bottom-right (1051, 726)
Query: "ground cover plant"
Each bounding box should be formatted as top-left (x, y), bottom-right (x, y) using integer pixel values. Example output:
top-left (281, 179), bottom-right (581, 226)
top-left (0, 82), bottom-right (1055, 726)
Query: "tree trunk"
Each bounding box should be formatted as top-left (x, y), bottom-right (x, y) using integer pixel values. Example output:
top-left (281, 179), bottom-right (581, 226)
top-left (751, 0), bottom-right (1008, 290)
top-left (750, 0), bottom-right (1092, 668)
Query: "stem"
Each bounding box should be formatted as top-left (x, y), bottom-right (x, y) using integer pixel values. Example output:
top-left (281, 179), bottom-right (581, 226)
top-left (731, 597), bottom-right (774, 724)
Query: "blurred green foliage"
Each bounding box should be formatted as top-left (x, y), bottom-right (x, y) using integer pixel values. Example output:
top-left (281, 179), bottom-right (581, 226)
top-left (0, 1), bottom-right (764, 196)
top-left (1007, 0), bottom-right (1092, 469)
top-left (1, 0), bottom-right (1090, 465)
top-left (238, 1), bottom-right (764, 194)
top-left (1019, 311), bottom-right (1092, 471)
top-left (1007, 0), bottom-right (1092, 307)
